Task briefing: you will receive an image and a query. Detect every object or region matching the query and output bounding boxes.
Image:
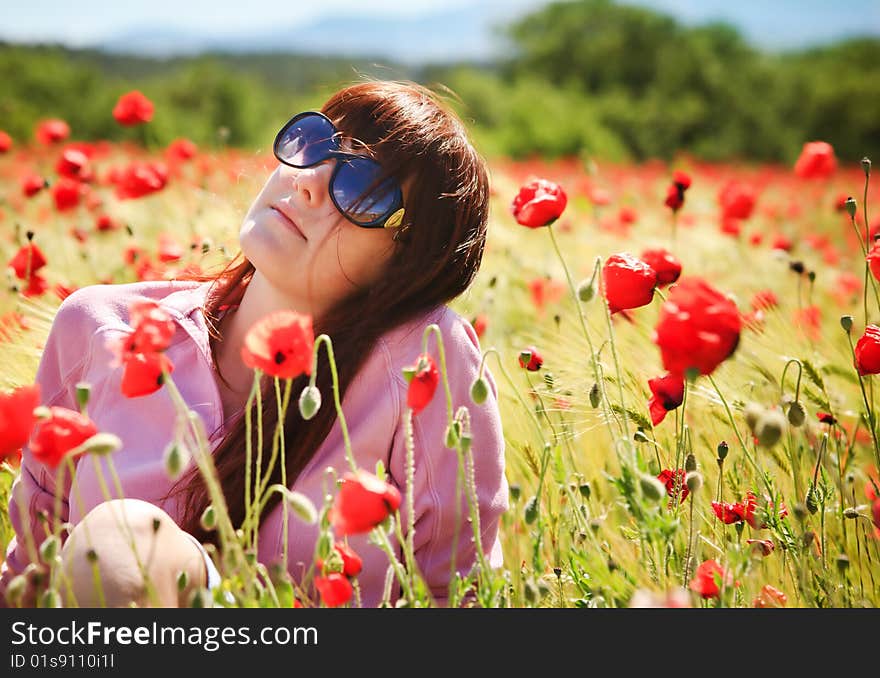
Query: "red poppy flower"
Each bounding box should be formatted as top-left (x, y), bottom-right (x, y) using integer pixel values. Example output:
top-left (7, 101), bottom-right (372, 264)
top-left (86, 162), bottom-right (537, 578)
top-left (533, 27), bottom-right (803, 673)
top-left (647, 373), bottom-right (685, 426)
top-left (672, 170), bottom-right (691, 190)
top-left (330, 470), bottom-right (402, 536)
top-left (52, 178), bottom-right (83, 212)
top-left (35, 119), bottom-right (70, 145)
top-left (121, 351), bottom-right (174, 398)
top-left (657, 468), bottom-right (689, 504)
top-left (816, 412), bottom-right (836, 426)
top-left (166, 138), bottom-right (197, 161)
top-left (518, 346), bottom-right (543, 372)
top-left (527, 277), bottom-right (565, 313)
top-left (317, 542), bottom-right (363, 578)
top-left (113, 162), bottom-right (169, 200)
top-left (855, 325), bottom-right (880, 375)
top-left (511, 179), bottom-right (568, 228)
top-left (745, 491), bottom-right (788, 529)
top-left (29, 406), bottom-right (98, 469)
top-left (794, 141), bottom-right (837, 179)
top-left (664, 183), bottom-right (684, 211)
top-left (867, 242), bottom-right (880, 283)
top-left (0, 385), bottom-right (41, 461)
top-left (122, 299), bottom-right (176, 356)
top-left (21, 174), bottom-right (47, 198)
top-left (654, 278), bottom-right (741, 377)
top-left (872, 499), bottom-right (880, 531)
top-left (602, 252), bottom-right (657, 314)
top-left (53, 282), bottom-right (78, 301)
top-left (95, 214), bottom-right (120, 232)
top-left (22, 274), bottom-right (49, 298)
top-left (619, 206), bottom-right (638, 224)
top-left (241, 310), bottom-right (314, 380)
top-left (157, 233), bottom-right (183, 263)
top-left (771, 233), bottom-right (793, 252)
top-left (711, 499), bottom-right (746, 524)
top-left (406, 353), bottom-right (439, 414)
top-left (753, 584), bottom-right (787, 607)
top-left (471, 314), bottom-right (488, 340)
top-left (314, 573), bottom-right (353, 607)
top-left (55, 148), bottom-right (93, 182)
top-left (640, 248), bottom-right (682, 287)
top-left (750, 290), bottom-right (778, 311)
top-left (8, 243), bottom-right (48, 280)
top-left (718, 180), bottom-right (757, 221)
top-left (112, 90), bottom-right (155, 126)
top-left (689, 559), bottom-right (732, 599)
top-left (0, 131), bottom-right (11, 153)
top-left (746, 539), bottom-right (775, 557)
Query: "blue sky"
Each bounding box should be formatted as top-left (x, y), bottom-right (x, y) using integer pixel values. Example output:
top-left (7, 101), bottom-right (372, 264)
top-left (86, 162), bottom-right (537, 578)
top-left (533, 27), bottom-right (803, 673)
top-left (3, 0), bottom-right (878, 50)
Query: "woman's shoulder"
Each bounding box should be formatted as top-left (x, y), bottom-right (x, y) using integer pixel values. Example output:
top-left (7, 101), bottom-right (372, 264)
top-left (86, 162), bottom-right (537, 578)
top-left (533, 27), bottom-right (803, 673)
top-left (57, 279), bottom-right (209, 331)
top-left (379, 305), bottom-right (481, 371)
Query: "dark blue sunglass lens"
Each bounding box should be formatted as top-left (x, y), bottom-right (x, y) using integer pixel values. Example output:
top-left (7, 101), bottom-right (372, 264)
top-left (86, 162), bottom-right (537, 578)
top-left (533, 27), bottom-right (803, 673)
top-left (275, 114), bottom-right (337, 167)
top-left (333, 157), bottom-right (401, 225)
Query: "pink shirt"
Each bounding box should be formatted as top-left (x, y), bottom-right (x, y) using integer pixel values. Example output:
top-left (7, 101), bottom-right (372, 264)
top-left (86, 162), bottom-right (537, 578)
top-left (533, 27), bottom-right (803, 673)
top-left (1, 279), bottom-right (508, 607)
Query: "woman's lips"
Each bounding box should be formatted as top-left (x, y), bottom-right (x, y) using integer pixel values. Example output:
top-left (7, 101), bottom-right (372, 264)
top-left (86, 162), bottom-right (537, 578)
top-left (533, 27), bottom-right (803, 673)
top-left (271, 205), bottom-right (306, 240)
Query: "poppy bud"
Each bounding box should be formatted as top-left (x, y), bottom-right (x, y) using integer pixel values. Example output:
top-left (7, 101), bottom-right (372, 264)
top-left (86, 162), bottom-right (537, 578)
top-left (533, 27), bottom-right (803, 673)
top-left (200, 505), bottom-right (217, 531)
top-left (509, 484), bottom-right (521, 501)
top-left (840, 315), bottom-right (854, 333)
top-left (633, 429), bottom-right (650, 443)
top-left (843, 507), bottom-right (859, 519)
top-left (39, 535), bottom-right (60, 562)
top-left (579, 483), bottom-right (591, 499)
top-left (787, 401), bottom-right (806, 427)
top-left (789, 261), bottom-right (805, 275)
top-left (685, 471), bottom-right (703, 494)
top-left (298, 385), bottom-right (321, 420)
top-left (639, 473), bottom-right (665, 502)
top-left (40, 589), bottom-right (62, 608)
top-left (5, 574), bottom-right (27, 606)
top-left (685, 453), bottom-right (697, 473)
top-left (163, 442), bottom-right (190, 481)
top-left (835, 554), bottom-right (850, 572)
top-left (524, 495), bottom-right (539, 524)
top-left (75, 382), bottom-right (91, 411)
top-left (285, 489), bottom-right (317, 525)
top-left (80, 433), bottom-right (123, 456)
top-left (470, 377), bottom-right (489, 405)
top-left (755, 410), bottom-right (786, 447)
top-left (589, 382), bottom-right (601, 408)
top-left (862, 157), bottom-right (872, 176)
top-left (445, 422), bottom-right (460, 449)
top-left (845, 197), bottom-right (857, 219)
top-left (577, 278), bottom-right (596, 302)
top-left (86, 549), bottom-right (98, 564)
top-left (743, 402), bottom-right (763, 431)
top-left (792, 502), bottom-right (808, 521)
top-left (717, 441), bottom-right (729, 460)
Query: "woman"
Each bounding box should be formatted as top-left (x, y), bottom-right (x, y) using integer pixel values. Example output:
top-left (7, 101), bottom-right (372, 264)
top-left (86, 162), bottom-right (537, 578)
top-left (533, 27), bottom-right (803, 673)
top-left (0, 80), bottom-right (508, 607)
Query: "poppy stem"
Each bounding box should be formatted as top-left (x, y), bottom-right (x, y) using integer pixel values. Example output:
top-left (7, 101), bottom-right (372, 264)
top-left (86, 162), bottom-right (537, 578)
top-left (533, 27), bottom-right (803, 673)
top-left (546, 226), bottom-right (622, 441)
top-left (312, 334), bottom-right (357, 473)
top-left (422, 324), bottom-right (454, 429)
top-left (844, 331), bottom-right (880, 471)
top-left (707, 375), bottom-right (773, 499)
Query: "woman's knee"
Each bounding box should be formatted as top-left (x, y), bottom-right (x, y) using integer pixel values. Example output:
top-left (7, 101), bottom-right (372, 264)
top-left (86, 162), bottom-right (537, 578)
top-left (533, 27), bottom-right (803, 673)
top-left (60, 499), bottom-right (205, 607)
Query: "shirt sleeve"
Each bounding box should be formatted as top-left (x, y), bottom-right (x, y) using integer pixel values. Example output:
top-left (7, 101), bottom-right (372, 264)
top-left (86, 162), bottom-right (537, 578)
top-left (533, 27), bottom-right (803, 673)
top-left (0, 290), bottom-right (92, 606)
top-left (387, 311), bottom-right (509, 607)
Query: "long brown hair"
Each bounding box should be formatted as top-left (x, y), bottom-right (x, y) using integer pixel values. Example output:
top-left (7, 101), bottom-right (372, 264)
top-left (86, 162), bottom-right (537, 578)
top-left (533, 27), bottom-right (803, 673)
top-left (172, 81), bottom-right (490, 545)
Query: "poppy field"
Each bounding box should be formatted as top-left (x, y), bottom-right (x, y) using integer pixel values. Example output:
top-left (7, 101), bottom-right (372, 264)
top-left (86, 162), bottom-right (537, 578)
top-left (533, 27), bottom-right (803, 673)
top-left (1, 98), bottom-right (879, 608)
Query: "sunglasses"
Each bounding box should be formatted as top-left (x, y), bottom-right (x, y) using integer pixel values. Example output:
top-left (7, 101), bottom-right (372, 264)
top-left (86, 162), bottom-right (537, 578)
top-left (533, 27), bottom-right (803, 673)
top-left (273, 111), bottom-right (405, 229)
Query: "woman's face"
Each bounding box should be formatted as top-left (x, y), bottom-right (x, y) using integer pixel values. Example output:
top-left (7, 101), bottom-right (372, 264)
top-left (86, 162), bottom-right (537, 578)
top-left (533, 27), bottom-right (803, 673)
top-left (239, 160), bottom-right (398, 318)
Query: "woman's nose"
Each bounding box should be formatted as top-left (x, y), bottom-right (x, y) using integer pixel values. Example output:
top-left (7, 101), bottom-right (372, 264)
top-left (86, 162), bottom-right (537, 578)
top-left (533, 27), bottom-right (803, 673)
top-left (288, 162), bottom-right (333, 209)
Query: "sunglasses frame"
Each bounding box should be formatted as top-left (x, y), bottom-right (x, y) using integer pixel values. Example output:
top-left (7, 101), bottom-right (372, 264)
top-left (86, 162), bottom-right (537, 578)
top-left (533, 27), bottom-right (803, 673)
top-left (273, 111), bottom-right (404, 229)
